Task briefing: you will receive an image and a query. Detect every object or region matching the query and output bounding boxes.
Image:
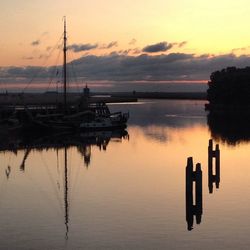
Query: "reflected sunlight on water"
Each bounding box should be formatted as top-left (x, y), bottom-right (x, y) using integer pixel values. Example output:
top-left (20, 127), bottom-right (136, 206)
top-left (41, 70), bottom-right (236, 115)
top-left (0, 100), bottom-right (250, 249)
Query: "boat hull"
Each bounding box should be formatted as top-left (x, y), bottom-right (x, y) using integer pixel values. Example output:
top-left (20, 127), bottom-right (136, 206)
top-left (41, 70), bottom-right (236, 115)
top-left (21, 118), bottom-right (128, 133)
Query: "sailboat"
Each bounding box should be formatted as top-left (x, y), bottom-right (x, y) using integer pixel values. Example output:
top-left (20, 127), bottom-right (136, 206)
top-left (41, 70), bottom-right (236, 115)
top-left (12, 18), bottom-right (129, 132)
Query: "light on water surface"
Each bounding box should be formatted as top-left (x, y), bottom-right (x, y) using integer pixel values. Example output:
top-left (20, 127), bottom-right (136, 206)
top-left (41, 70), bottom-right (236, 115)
top-left (0, 100), bottom-right (250, 249)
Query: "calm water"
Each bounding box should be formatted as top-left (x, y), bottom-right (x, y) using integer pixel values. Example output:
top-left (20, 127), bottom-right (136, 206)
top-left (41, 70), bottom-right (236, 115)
top-left (0, 99), bottom-right (250, 249)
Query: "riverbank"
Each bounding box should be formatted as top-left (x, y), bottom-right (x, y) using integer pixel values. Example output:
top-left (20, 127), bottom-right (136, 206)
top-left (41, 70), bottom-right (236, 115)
top-left (110, 91), bottom-right (206, 100)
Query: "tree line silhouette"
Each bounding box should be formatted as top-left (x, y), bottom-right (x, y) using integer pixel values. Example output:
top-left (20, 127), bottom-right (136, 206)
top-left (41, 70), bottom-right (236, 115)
top-left (207, 66), bottom-right (250, 105)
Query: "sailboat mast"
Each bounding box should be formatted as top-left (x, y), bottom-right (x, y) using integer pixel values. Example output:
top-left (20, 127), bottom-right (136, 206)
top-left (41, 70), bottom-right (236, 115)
top-left (63, 17), bottom-right (67, 113)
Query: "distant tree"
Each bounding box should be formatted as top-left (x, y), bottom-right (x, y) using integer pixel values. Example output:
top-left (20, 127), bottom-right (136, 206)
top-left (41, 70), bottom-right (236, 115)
top-left (207, 66), bottom-right (250, 105)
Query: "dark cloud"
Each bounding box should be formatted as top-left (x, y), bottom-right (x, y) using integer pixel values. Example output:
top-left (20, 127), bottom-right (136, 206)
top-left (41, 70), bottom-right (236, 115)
top-left (2, 53), bottom-right (250, 84)
top-left (54, 53), bottom-right (250, 81)
top-left (68, 43), bottom-right (98, 52)
top-left (142, 42), bottom-right (173, 53)
top-left (100, 41), bottom-right (118, 49)
top-left (30, 32), bottom-right (49, 47)
top-left (8, 66), bottom-right (52, 77)
top-left (31, 40), bottom-right (40, 46)
top-left (118, 49), bottom-right (131, 55)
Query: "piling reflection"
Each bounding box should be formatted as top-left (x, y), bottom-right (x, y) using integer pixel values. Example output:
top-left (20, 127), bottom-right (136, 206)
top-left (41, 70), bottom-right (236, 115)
top-left (185, 140), bottom-right (222, 231)
top-left (185, 157), bottom-right (203, 231)
top-left (208, 139), bottom-right (220, 194)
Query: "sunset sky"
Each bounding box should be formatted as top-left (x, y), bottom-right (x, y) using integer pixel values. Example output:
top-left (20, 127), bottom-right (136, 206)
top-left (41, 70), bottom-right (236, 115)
top-left (1, 0), bottom-right (250, 90)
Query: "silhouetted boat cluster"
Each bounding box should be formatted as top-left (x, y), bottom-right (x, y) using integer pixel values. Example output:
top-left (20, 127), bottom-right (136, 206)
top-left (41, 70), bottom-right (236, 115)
top-left (0, 18), bottom-right (129, 133)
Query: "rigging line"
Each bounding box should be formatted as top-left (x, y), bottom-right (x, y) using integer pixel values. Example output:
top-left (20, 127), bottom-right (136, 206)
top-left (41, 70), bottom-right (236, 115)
top-left (68, 150), bottom-right (84, 205)
top-left (56, 148), bottom-right (61, 175)
top-left (21, 33), bottom-right (64, 93)
top-left (0, 176), bottom-right (8, 211)
top-left (39, 152), bottom-right (64, 213)
top-left (22, 169), bottom-right (63, 217)
top-left (0, 153), bottom-right (13, 206)
top-left (7, 151), bottom-right (13, 167)
top-left (0, 153), bottom-right (14, 205)
top-left (67, 50), bottom-right (81, 93)
top-left (45, 41), bottom-right (63, 93)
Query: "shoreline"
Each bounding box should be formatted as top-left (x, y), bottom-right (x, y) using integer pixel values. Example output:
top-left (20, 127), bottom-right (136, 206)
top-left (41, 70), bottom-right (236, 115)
top-left (0, 91), bottom-right (207, 106)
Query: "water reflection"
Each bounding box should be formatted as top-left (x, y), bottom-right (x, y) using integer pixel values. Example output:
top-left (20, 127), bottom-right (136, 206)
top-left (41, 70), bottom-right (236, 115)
top-left (185, 157), bottom-right (203, 231)
top-left (110, 100), bottom-right (207, 143)
top-left (0, 129), bottom-right (129, 170)
top-left (64, 147), bottom-right (69, 239)
top-left (2, 100), bottom-right (249, 249)
top-left (185, 139), bottom-right (222, 231)
top-left (5, 166), bottom-right (11, 179)
top-left (0, 129), bottom-right (129, 239)
top-left (207, 110), bottom-right (250, 145)
top-left (110, 100), bottom-right (206, 128)
top-left (208, 139), bottom-right (220, 194)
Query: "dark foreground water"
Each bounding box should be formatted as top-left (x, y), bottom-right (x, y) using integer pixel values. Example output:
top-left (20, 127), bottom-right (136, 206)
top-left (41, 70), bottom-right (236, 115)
top-left (0, 100), bottom-right (249, 249)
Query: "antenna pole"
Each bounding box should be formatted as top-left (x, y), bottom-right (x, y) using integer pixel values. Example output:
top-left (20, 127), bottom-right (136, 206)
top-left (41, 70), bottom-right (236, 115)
top-left (63, 17), bottom-right (67, 113)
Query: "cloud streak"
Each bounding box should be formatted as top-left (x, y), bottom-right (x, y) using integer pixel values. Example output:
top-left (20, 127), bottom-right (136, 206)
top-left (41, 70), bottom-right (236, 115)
top-left (100, 41), bottom-right (118, 49)
top-left (31, 40), bottom-right (40, 46)
top-left (142, 42), bottom-right (173, 53)
top-left (68, 41), bottom-right (118, 52)
top-left (68, 43), bottom-right (98, 52)
top-left (232, 46), bottom-right (250, 53)
top-left (178, 41), bottom-right (187, 48)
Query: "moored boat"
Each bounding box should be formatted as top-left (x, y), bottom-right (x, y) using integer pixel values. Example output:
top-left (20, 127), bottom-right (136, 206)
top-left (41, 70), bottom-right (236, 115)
top-left (1, 18), bottom-right (129, 132)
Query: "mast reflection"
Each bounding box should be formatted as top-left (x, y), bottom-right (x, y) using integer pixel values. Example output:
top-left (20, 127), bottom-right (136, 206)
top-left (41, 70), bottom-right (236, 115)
top-left (185, 157), bottom-right (203, 231)
top-left (0, 129), bottom-right (129, 238)
top-left (64, 146), bottom-right (69, 239)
